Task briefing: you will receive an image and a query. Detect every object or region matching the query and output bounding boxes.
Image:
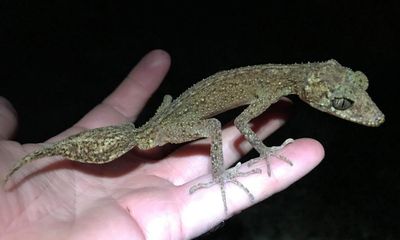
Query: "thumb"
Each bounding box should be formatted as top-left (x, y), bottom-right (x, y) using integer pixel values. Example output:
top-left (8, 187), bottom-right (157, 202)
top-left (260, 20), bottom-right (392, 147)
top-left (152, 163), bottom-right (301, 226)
top-left (0, 97), bottom-right (18, 140)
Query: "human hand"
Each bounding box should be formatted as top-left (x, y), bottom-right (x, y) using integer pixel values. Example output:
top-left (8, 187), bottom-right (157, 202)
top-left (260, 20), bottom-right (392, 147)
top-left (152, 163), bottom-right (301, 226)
top-left (0, 50), bottom-right (324, 239)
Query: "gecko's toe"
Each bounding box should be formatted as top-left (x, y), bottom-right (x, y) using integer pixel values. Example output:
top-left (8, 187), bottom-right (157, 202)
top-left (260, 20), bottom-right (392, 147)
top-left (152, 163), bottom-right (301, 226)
top-left (247, 138), bottom-right (295, 176)
top-left (189, 162), bottom-right (261, 213)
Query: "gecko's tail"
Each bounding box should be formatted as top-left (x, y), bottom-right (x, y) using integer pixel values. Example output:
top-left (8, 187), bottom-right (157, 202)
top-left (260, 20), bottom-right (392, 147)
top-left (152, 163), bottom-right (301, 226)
top-left (2, 123), bottom-right (140, 187)
top-left (2, 146), bottom-right (56, 186)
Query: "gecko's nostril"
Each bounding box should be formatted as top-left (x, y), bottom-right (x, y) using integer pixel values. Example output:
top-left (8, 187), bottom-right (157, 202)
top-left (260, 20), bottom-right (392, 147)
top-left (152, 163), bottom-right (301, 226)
top-left (376, 114), bottom-right (385, 125)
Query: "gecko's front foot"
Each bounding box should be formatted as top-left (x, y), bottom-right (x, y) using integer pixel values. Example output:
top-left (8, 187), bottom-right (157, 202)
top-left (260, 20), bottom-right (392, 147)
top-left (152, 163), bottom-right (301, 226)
top-left (189, 162), bottom-right (262, 213)
top-left (247, 138), bottom-right (294, 176)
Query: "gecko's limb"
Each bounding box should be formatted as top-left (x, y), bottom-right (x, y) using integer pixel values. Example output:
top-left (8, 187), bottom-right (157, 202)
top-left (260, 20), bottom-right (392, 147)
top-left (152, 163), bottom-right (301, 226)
top-left (163, 118), bottom-right (262, 213)
top-left (246, 138), bottom-right (294, 176)
top-left (189, 162), bottom-right (261, 209)
top-left (3, 123), bottom-right (137, 185)
top-left (234, 100), bottom-right (294, 176)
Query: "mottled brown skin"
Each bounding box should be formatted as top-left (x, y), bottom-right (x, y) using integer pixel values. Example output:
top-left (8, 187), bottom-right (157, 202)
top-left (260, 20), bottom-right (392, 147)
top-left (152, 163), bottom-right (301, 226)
top-left (4, 123), bottom-right (138, 182)
top-left (3, 59), bottom-right (385, 213)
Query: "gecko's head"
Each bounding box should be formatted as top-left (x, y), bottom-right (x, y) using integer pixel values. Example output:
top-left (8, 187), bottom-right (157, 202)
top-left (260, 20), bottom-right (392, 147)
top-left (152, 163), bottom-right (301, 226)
top-left (299, 59), bottom-right (385, 126)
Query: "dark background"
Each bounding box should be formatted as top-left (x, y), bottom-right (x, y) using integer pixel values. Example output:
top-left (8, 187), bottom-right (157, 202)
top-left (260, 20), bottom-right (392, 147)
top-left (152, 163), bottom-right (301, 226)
top-left (1, 1), bottom-right (398, 239)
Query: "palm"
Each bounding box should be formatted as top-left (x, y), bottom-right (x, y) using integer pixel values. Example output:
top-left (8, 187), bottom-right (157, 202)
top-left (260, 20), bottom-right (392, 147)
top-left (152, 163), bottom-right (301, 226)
top-left (0, 139), bottom-right (182, 239)
top-left (0, 50), bottom-right (323, 239)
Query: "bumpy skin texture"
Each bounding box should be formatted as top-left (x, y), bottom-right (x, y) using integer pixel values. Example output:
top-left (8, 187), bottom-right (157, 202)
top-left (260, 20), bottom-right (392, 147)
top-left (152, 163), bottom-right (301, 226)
top-left (3, 59), bottom-right (385, 212)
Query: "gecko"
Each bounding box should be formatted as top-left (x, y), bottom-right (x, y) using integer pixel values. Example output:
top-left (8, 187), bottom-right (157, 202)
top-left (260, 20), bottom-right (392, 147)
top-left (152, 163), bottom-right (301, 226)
top-left (2, 59), bottom-right (385, 213)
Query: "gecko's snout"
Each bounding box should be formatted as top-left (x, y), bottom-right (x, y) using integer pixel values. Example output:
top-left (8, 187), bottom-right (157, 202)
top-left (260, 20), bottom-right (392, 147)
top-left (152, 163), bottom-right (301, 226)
top-left (361, 108), bottom-right (385, 127)
top-left (372, 112), bottom-right (385, 127)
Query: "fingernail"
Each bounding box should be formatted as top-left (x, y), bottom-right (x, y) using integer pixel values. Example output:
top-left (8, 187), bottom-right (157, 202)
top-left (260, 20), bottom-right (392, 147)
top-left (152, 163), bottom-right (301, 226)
top-left (141, 49), bottom-right (169, 69)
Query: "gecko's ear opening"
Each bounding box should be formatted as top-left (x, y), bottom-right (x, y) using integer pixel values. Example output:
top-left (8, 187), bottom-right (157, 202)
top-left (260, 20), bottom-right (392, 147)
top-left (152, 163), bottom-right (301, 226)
top-left (353, 71), bottom-right (369, 90)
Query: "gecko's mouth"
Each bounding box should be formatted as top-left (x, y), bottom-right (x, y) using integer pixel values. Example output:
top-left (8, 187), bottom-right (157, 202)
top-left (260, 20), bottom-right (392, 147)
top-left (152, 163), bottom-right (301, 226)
top-left (335, 108), bottom-right (385, 127)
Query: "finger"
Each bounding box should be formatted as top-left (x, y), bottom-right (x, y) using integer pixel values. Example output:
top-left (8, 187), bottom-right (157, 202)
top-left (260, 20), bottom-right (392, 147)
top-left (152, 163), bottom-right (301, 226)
top-left (0, 97), bottom-right (18, 140)
top-left (76, 49), bottom-right (171, 129)
top-left (180, 138), bottom-right (324, 238)
top-left (154, 99), bottom-right (293, 183)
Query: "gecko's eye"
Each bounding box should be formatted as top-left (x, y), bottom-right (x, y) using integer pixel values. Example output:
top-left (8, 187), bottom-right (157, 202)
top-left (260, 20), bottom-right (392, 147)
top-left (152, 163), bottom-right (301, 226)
top-left (332, 97), bottom-right (354, 110)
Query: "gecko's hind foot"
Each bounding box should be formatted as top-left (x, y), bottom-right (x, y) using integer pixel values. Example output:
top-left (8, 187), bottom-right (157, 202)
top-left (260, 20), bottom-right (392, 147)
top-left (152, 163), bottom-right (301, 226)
top-left (247, 138), bottom-right (294, 176)
top-left (189, 162), bottom-right (262, 212)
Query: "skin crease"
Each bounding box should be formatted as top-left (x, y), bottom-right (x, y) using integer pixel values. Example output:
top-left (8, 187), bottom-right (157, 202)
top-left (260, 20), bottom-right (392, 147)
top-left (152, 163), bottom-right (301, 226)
top-left (0, 50), bottom-right (324, 239)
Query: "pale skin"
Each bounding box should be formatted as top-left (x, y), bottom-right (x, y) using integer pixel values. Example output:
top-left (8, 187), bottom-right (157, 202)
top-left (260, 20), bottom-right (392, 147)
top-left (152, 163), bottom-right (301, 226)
top-left (0, 50), bottom-right (326, 239)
